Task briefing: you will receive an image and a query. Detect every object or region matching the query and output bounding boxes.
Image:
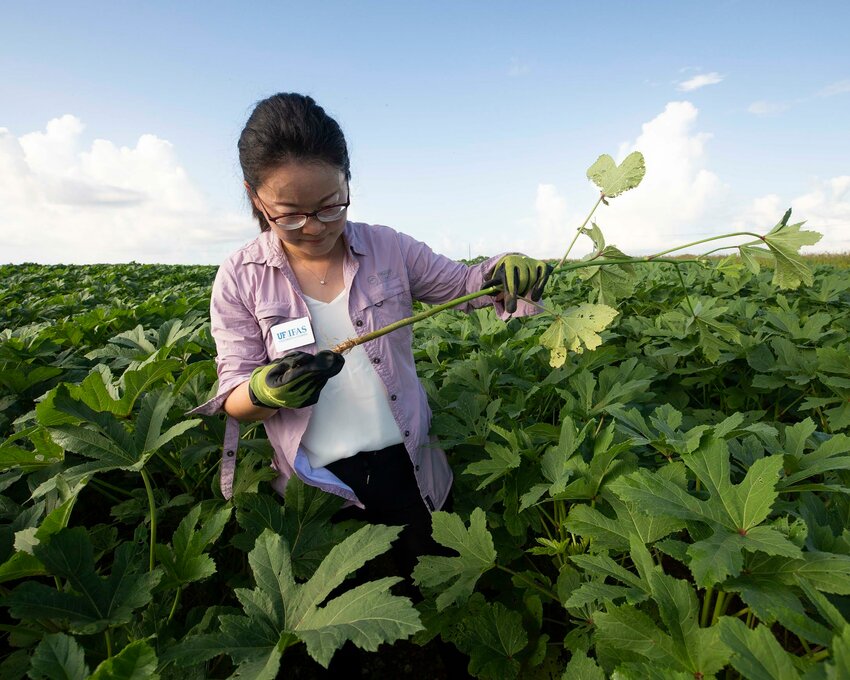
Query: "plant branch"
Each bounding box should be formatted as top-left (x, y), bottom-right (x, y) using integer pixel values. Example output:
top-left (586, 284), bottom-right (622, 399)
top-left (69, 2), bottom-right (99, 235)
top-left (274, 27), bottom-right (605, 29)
top-left (140, 468), bottom-right (157, 572)
top-left (557, 193), bottom-right (605, 268)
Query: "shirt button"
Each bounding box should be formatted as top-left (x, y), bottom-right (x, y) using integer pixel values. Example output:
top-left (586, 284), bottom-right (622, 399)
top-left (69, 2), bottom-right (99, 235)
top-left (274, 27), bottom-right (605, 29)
top-left (355, 320), bottom-right (363, 327)
top-left (372, 357), bottom-right (381, 365)
top-left (415, 465), bottom-right (420, 471)
top-left (390, 394), bottom-right (397, 401)
top-left (404, 430), bottom-right (410, 437)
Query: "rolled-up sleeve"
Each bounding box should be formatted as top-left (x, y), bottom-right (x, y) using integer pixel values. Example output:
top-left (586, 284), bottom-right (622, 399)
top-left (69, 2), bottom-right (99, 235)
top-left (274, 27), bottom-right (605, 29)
top-left (189, 261), bottom-right (268, 416)
top-left (396, 231), bottom-right (536, 319)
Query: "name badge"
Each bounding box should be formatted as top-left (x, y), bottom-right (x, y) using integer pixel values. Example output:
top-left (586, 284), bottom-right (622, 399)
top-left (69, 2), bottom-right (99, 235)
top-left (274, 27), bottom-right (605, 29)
top-left (271, 317), bottom-right (315, 353)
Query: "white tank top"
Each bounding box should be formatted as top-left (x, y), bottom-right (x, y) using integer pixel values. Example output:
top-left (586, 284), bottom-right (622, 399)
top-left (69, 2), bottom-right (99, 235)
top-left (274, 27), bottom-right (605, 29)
top-left (300, 289), bottom-right (404, 468)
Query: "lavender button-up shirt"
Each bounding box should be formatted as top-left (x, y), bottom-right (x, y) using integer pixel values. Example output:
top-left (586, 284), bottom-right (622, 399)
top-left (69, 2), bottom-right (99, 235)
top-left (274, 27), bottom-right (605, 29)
top-left (191, 221), bottom-right (534, 509)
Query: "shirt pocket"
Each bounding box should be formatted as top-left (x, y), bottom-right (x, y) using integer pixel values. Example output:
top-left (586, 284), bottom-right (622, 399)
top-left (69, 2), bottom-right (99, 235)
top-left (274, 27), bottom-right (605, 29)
top-left (357, 278), bottom-right (413, 327)
top-left (255, 300), bottom-right (301, 359)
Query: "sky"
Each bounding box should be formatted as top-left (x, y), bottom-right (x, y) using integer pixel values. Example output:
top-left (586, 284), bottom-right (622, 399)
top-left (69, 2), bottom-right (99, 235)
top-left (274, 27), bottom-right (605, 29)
top-left (1, 1), bottom-right (849, 265)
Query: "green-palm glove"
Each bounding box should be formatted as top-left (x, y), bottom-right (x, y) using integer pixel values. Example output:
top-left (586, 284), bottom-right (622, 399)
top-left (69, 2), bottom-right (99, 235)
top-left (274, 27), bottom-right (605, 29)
top-left (248, 350), bottom-right (345, 409)
top-left (482, 254), bottom-right (553, 314)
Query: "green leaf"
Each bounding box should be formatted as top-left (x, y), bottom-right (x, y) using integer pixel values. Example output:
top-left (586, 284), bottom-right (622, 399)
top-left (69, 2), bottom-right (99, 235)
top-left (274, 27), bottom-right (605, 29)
top-left (611, 439), bottom-right (789, 586)
top-left (88, 640), bottom-right (159, 680)
top-left (586, 152), bottom-right (646, 197)
top-left (412, 508), bottom-right (497, 611)
top-left (594, 604), bottom-right (677, 666)
top-left (562, 651), bottom-right (606, 680)
top-left (5, 528), bottom-right (161, 634)
top-left (464, 441), bottom-right (521, 489)
top-left (456, 600), bottom-right (528, 680)
top-left (647, 568), bottom-right (730, 675)
top-left (281, 476), bottom-right (347, 579)
top-left (717, 617), bottom-right (801, 680)
top-left (755, 210), bottom-right (823, 289)
top-left (155, 504), bottom-right (231, 588)
top-left (539, 303), bottom-right (619, 367)
top-left (0, 494), bottom-right (79, 584)
top-left (577, 229), bottom-right (637, 306)
top-left (169, 527), bottom-right (422, 671)
top-left (28, 632), bottom-right (89, 680)
top-left (566, 494), bottom-right (685, 551)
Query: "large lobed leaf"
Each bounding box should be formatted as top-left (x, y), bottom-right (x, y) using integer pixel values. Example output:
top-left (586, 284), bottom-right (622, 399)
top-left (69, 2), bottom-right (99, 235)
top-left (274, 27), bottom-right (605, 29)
top-left (412, 508), bottom-right (497, 611)
top-left (5, 527), bottom-right (161, 634)
top-left (168, 527), bottom-right (422, 673)
top-left (539, 303), bottom-right (619, 368)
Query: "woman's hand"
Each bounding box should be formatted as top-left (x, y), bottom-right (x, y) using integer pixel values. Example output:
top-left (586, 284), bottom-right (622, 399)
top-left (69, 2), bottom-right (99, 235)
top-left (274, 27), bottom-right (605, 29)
top-left (248, 350), bottom-right (345, 409)
top-left (482, 254), bottom-right (553, 313)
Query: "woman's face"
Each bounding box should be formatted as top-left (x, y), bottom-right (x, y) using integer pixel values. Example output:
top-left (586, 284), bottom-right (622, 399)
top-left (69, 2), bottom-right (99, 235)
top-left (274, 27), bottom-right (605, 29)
top-left (249, 161), bottom-right (349, 261)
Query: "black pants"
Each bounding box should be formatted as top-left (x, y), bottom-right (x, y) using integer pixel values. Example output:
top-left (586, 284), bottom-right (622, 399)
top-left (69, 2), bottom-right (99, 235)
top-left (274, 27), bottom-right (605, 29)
top-left (325, 443), bottom-right (452, 582)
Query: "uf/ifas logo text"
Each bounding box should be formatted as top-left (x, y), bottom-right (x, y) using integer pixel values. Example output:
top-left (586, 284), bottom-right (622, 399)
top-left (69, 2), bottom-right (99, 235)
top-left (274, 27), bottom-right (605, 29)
top-left (276, 324), bottom-right (309, 340)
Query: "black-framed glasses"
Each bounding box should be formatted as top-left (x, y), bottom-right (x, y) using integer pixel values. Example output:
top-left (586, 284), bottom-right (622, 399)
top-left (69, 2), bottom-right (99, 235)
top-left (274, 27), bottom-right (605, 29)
top-left (250, 186), bottom-right (350, 231)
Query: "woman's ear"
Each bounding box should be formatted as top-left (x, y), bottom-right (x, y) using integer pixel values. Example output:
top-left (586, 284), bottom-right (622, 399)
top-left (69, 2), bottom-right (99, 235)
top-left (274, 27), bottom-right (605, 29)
top-left (244, 181), bottom-right (258, 208)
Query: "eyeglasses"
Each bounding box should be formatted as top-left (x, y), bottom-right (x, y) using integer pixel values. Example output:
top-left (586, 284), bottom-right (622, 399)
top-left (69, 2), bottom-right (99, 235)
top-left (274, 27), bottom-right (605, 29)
top-left (250, 186), bottom-right (350, 231)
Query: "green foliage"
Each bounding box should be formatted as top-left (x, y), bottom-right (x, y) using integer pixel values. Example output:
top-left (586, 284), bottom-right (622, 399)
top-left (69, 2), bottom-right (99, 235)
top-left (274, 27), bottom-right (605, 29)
top-left (168, 527), bottom-right (423, 673)
top-left (0, 155), bottom-right (847, 677)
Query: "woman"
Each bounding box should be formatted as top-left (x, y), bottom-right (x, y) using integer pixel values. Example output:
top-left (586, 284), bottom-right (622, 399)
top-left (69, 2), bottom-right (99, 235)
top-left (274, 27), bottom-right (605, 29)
top-left (192, 92), bottom-right (550, 579)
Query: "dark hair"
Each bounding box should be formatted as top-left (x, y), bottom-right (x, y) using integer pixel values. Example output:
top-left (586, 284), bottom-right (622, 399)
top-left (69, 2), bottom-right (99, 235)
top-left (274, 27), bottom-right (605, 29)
top-left (238, 93), bottom-right (351, 231)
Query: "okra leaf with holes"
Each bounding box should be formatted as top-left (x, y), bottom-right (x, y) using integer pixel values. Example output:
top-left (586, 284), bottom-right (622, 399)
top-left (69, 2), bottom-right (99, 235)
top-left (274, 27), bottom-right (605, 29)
top-left (155, 503), bottom-right (231, 589)
top-left (5, 527), bottom-right (162, 634)
top-left (538, 303), bottom-right (619, 368)
top-left (166, 527), bottom-right (422, 673)
top-left (610, 438), bottom-right (797, 587)
top-left (586, 152), bottom-right (646, 198)
top-left (412, 508), bottom-right (497, 611)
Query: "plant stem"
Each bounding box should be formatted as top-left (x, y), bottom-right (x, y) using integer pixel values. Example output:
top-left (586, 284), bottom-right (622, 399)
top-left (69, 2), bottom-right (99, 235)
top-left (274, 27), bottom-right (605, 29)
top-left (809, 649), bottom-right (830, 663)
top-left (557, 193), bottom-right (605, 268)
top-left (700, 586), bottom-right (714, 628)
top-left (496, 564), bottom-right (559, 601)
top-left (673, 263), bottom-right (697, 317)
top-left (140, 468), bottom-right (157, 572)
top-left (104, 628), bottom-right (113, 658)
top-left (646, 232), bottom-right (765, 260)
top-left (332, 286), bottom-right (500, 353)
top-left (168, 587), bottom-right (181, 623)
top-left (710, 590), bottom-right (727, 626)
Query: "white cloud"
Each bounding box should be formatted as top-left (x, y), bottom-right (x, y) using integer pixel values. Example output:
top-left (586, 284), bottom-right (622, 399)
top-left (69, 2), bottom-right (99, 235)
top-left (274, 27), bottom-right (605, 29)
top-left (677, 72), bottom-right (724, 92)
top-left (818, 79), bottom-right (850, 97)
top-left (0, 116), bottom-right (254, 264)
top-left (747, 100), bottom-right (791, 116)
top-left (734, 178), bottom-right (850, 252)
top-left (503, 101), bottom-right (726, 260)
top-left (597, 101), bottom-right (725, 254)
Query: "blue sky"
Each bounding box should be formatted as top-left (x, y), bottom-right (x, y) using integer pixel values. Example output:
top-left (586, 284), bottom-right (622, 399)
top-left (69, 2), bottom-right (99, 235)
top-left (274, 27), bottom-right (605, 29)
top-left (2, 1), bottom-right (848, 264)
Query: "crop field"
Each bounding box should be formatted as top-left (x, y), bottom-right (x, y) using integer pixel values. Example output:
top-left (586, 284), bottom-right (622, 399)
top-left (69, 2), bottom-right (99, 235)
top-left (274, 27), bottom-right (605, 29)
top-left (1, 250), bottom-right (849, 680)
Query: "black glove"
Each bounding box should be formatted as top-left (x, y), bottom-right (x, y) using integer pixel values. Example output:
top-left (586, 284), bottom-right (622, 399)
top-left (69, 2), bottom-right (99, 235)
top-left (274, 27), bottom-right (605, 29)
top-left (248, 350), bottom-right (345, 409)
top-left (481, 254), bottom-right (553, 314)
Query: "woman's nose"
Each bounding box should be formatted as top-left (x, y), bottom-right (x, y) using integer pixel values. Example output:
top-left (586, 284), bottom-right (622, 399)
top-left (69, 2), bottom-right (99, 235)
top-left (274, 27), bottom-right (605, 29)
top-left (300, 216), bottom-right (326, 236)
